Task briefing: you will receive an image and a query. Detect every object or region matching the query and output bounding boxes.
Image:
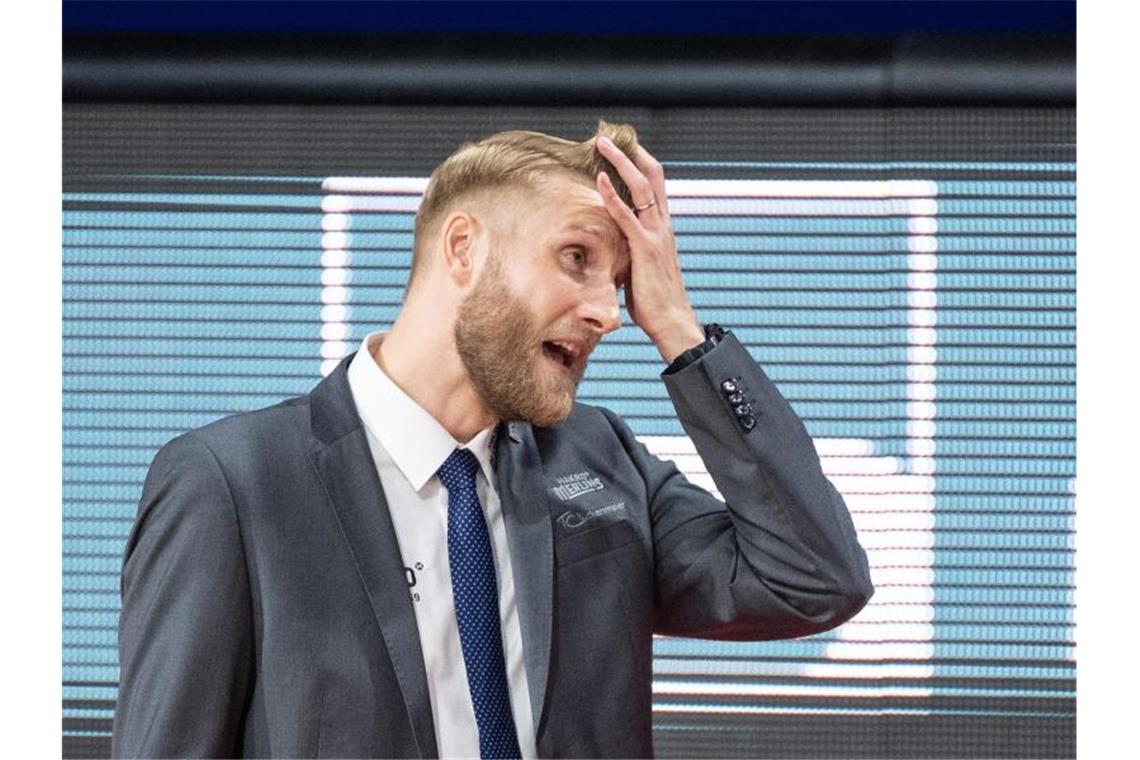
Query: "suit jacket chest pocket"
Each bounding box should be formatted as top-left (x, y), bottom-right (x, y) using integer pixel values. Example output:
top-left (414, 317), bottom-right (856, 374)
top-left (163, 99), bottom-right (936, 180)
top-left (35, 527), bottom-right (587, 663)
top-left (552, 505), bottom-right (641, 567)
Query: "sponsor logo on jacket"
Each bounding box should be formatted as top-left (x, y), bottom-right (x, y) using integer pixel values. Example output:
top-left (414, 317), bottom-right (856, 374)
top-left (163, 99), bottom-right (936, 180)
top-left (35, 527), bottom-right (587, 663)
top-left (550, 470), bottom-right (605, 501)
top-left (556, 501), bottom-right (627, 530)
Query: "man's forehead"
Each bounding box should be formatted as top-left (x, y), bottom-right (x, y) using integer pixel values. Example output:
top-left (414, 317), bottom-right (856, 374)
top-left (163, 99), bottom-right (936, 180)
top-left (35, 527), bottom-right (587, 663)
top-left (559, 215), bottom-right (622, 244)
top-left (543, 179), bottom-right (623, 243)
top-left (489, 172), bottom-right (626, 253)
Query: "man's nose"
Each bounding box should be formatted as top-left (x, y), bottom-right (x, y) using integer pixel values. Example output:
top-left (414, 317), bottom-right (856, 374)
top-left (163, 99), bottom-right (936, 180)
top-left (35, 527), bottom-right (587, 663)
top-left (579, 282), bottom-right (622, 336)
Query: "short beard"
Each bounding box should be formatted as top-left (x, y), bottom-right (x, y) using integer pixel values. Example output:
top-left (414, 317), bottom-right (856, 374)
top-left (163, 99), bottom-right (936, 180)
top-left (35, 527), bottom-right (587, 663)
top-left (454, 255), bottom-right (583, 427)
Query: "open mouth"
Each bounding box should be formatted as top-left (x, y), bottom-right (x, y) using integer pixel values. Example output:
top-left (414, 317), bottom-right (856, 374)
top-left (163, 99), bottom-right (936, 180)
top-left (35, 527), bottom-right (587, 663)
top-left (541, 340), bottom-right (580, 373)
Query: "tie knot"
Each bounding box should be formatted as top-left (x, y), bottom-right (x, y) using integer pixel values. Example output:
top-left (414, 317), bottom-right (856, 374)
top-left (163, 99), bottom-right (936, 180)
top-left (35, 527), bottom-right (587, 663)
top-left (437, 447), bottom-right (480, 492)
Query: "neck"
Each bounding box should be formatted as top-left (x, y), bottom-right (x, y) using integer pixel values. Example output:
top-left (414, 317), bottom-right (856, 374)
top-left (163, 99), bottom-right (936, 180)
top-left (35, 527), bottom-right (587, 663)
top-left (373, 301), bottom-right (497, 444)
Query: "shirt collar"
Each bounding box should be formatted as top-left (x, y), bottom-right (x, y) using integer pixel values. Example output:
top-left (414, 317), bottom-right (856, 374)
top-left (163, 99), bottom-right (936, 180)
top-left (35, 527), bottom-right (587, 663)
top-left (346, 331), bottom-right (496, 491)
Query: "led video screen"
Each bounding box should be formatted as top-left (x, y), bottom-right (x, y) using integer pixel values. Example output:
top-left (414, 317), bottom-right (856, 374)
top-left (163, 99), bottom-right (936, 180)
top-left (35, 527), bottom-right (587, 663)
top-left (63, 104), bottom-right (1075, 759)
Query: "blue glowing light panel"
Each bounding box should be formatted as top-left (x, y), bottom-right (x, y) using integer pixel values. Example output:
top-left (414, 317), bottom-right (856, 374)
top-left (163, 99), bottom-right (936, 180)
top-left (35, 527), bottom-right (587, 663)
top-left (63, 105), bottom-right (1075, 759)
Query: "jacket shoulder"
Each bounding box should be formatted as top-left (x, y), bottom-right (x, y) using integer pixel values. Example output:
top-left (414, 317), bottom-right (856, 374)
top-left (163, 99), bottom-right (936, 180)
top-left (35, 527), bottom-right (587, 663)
top-left (159, 394), bottom-right (310, 465)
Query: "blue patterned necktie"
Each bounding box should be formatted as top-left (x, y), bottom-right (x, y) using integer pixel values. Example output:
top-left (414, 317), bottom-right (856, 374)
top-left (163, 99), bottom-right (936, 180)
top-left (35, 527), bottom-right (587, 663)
top-left (437, 448), bottom-right (522, 759)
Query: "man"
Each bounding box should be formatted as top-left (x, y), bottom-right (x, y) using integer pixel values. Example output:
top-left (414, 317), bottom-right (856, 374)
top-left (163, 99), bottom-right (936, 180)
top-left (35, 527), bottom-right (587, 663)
top-left (112, 122), bottom-right (873, 759)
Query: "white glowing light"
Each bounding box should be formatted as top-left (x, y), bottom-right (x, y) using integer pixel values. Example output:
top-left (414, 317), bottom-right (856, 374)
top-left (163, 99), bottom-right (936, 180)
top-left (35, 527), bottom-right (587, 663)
top-left (814, 438), bottom-right (877, 456)
top-left (322, 176), bottom-right (430, 193)
top-left (320, 341), bottom-right (348, 359)
top-left (845, 493), bottom-right (936, 514)
top-left (886, 180), bottom-right (939, 197)
top-left (320, 358), bottom-right (342, 377)
top-left (848, 603), bottom-right (935, 623)
top-left (664, 179), bottom-right (938, 198)
top-left (906, 198), bottom-right (939, 216)
top-left (640, 436), bottom-right (697, 456)
top-left (321, 231), bottom-right (349, 250)
top-left (861, 584), bottom-right (936, 604)
top-left (818, 456), bottom-right (902, 476)
top-left (321, 249), bottom-right (349, 268)
top-left (908, 252), bottom-right (938, 270)
top-left (907, 237), bottom-right (938, 254)
top-left (321, 304), bottom-right (348, 323)
top-left (868, 567), bottom-right (936, 586)
top-left (321, 286), bottom-right (348, 304)
top-left (668, 198), bottom-right (929, 217)
top-left (907, 272), bottom-right (938, 290)
top-left (321, 195), bottom-right (351, 213)
top-left (905, 414), bottom-right (936, 436)
top-left (321, 323), bottom-right (349, 341)
top-left (325, 196), bottom-right (424, 213)
top-left (908, 290), bottom-right (938, 308)
top-left (836, 621), bottom-right (936, 641)
top-left (907, 401), bottom-right (937, 420)
top-left (321, 268), bottom-right (349, 287)
top-left (321, 213), bottom-right (349, 232)
top-left (802, 661), bottom-right (935, 680)
top-left (907, 346), bottom-right (937, 365)
top-left (826, 475), bottom-right (905, 494)
top-left (827, 473), bottom-right (934, 494)
top-left (868, 548), bottom-right (936, 568)
top-left (907, 383), bottom-right (936, 401)
top-left (663, 453), bottom-right (901, 488)
top-left (850, 511), bottom-right (934, 532)
top-left (907, 310), bottom-right (937, 327)
top-left (907, 327), bottom-right (937, 346)
top-left (906, 438), bottom-right (936, 457)
top-left (859, 532), bottom-right (935, 551)
top-left (822, 641), bottom-right (935, 662)
top-left (907, 217), bottom-right (939, 234)
top-left (909, 458), bottom-right (937, 475)
top-left (907, 364), bottom-right (937, 382)
top-left (644, 436), bottom-right (873, 458)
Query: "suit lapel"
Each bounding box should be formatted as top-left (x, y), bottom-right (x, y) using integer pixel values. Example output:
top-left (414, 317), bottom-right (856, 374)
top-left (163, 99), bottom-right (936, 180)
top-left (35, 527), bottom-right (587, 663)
top-left (307, 354), bottom-right (439, 759)
top-left (495, 422), bottom-right (555, 738)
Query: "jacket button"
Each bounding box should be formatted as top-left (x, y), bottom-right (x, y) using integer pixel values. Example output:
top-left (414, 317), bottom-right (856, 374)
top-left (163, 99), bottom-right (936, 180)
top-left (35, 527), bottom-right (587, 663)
top-left (721, 379), bottom-right (738, 394)
top-left (728, 391), bottom-right (744, 405)
top-left (740, 414), bottom-right (756, 431)
top-left (734, 403), bottom-right (753, 417)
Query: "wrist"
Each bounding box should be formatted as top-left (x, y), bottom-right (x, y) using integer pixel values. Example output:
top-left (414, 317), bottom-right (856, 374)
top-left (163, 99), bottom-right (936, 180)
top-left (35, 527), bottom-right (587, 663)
top-left (651, 316), bottom-right (705, 364)
top-left (662, 323), bottom-right (728, 376)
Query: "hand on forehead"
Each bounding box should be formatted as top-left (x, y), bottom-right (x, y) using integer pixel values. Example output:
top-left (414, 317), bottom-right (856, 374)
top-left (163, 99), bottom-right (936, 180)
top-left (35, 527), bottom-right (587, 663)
top-left (548, 173), bottom-right (626, 236)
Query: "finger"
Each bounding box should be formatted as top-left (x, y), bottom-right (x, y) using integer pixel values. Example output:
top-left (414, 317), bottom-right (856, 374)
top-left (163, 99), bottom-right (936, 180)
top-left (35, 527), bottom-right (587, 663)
top-left (623, 276), bottom-right (639, 325)
top-left (596, 170), bottom-right (648, 244)
top-left (596, 137), bottom-right (658, 214)
top-left (632, 144), bottom-right (669, 217)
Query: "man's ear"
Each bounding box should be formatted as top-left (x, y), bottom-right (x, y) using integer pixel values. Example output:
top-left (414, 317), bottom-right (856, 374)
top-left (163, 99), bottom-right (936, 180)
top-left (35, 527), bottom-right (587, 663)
top-left (441, 211), bottom-right (478, 286)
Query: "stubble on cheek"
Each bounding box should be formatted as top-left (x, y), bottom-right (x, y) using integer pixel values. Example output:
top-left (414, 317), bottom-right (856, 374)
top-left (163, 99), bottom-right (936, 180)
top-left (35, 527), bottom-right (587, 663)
top-left (454, 262), bottom-right (577, 427)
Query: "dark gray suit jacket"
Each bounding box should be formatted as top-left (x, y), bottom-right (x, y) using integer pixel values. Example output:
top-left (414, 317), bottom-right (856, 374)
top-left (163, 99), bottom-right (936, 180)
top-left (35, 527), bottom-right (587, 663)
top-left (112, 334), bottom-right (872, 758)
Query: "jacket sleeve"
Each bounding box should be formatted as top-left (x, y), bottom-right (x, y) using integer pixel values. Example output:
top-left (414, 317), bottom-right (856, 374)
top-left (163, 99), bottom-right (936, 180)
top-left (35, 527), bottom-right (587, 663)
top-left (602, 332), bottom-right (873, 640)
top-left (112, 434), bottom-right (255, 758)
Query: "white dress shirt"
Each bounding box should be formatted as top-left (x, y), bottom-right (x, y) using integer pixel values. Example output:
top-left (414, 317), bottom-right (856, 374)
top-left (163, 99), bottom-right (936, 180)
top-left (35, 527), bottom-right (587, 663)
top-left (346, 332), bottom-right (537, 759)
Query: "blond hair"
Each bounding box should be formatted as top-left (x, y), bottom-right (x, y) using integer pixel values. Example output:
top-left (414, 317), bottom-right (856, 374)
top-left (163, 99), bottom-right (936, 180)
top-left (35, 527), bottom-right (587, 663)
top-left (409, 120), bottom-right (640, 286)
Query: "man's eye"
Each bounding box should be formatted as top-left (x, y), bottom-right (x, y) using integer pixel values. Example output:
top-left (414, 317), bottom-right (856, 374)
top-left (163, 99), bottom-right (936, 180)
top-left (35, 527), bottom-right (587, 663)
top-left (566, 248), bottom-right (588, 268)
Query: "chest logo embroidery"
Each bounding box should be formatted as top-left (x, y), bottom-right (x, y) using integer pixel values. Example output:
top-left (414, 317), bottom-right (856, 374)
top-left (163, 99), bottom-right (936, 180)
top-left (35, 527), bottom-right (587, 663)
top-left (556, 501), bottom-right (627, 530)
top-left (551, 470), bottom-right (605, 501)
